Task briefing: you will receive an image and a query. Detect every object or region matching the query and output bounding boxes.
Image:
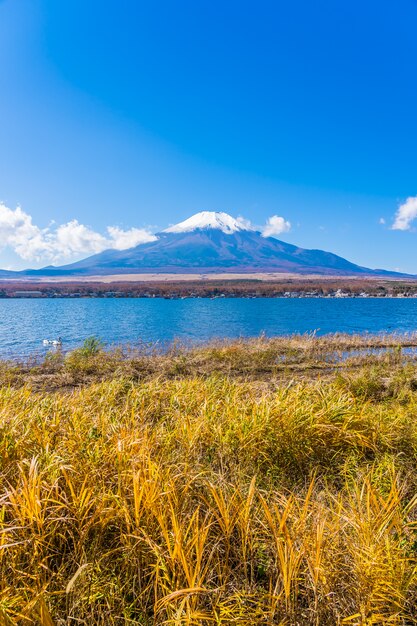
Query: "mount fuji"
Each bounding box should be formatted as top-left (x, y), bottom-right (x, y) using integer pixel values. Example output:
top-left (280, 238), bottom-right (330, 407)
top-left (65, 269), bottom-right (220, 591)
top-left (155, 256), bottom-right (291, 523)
top-left (0, 211), bottom-right (409, 278)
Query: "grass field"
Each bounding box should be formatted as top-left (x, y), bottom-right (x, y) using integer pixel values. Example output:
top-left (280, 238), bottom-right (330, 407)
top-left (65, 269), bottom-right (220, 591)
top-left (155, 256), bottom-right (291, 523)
top-left (1, 335), bottom-right (417, 624)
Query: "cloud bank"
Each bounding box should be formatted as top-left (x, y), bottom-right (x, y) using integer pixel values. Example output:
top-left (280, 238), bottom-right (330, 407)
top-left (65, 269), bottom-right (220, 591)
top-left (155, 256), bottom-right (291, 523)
top-left (392, 196), bottom-right (417, 231)
top-left (262, 215), bottom-right (291, 237)
top-left (0, 203), bottom-right (157, 263)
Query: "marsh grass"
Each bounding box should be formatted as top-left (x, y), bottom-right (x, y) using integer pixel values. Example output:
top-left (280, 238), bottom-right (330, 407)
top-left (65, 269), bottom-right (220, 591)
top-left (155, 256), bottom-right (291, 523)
top-left (2, 332), bottom-right (417, 391)
top-left (1, 336), bottom-right (417, 623)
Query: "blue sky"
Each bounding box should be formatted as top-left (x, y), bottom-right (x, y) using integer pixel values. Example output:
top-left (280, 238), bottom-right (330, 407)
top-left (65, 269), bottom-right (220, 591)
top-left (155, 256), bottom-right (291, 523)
top-left (1, 0), bottom-right (417, 271)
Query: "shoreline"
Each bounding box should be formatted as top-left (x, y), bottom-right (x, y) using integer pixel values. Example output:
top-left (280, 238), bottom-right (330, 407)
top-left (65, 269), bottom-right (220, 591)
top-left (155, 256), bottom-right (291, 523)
top-left (2, 331), bottom-right (417, 386)
top-left (2, 294), bottom-right (417, 299)
top-left (2, 276), bottom-right (417, 298)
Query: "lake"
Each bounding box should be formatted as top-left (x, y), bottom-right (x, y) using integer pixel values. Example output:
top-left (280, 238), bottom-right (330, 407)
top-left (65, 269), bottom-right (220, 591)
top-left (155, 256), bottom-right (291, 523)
top-left (1, 297), bottom-right (417, 357)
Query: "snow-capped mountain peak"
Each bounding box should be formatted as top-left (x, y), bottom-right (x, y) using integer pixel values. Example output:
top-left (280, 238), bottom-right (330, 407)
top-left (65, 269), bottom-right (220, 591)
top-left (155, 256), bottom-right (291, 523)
top-left (163, 211), bottom-right (252, 235)
top-left (7, 208), bottom-right (406, 278)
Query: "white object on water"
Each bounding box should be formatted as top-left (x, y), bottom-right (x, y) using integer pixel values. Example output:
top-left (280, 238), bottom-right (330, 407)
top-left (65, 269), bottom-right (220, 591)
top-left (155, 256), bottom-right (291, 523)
top-left (43, 337), bottom-right (63, 347)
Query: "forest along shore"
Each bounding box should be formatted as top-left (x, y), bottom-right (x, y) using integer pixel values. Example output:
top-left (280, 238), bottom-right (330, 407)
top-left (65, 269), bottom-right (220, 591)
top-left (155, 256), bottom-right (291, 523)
top-left (1, 276), bottom-right (417, 298)
top-left (2, 334), bottom-right (417, 624)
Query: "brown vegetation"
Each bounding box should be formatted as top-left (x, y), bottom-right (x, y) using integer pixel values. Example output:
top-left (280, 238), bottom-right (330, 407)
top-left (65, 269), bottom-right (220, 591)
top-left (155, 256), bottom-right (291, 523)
top-left (1, 277), bottom-right (417, 298)
top-left (1, 335), bottom-right (417, 624)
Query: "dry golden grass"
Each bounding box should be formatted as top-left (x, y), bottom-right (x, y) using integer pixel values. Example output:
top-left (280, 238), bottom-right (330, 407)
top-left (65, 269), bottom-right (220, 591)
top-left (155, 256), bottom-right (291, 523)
top-left (1, 336), bottom-right (417, 624)
top-left (2, 332), bottom-right (417, 390)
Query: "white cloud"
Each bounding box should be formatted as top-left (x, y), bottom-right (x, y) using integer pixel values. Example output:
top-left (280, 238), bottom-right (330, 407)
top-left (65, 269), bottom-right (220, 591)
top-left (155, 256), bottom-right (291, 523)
top-left (262, 215), bottom-right (291, 237)
top-left (0, 204), bottom-right (43, 260)
top-left (392, 196), bottom-right (417, 231)
top-left (0, 203), bottom-right (156, 263)
top-left (106, 226), bottom-right (157, 250)
top-left (235, 216), bottom-right (254, 231)
top-left (379, 217), bottom-right (386, 225)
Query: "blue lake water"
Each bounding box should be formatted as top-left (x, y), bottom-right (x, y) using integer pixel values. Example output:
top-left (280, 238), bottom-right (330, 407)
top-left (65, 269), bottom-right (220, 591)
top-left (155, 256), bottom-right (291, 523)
top-left (1, 297), bottom-right (417, 357)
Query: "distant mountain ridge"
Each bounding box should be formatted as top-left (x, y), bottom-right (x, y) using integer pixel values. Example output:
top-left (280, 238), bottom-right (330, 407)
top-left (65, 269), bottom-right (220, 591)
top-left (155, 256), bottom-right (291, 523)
top-left (0, 211), bottom-right (411, 278)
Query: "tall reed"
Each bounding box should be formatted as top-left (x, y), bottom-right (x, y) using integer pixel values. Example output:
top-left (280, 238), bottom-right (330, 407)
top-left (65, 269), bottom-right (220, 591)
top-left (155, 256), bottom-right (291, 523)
top-left (1, 346), bottom-right (417, 624)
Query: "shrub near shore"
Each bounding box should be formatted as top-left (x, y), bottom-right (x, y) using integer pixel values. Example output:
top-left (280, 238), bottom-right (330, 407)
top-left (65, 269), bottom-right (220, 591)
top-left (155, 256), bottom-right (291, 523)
top-left (1, 335), bottom-right (417, 624)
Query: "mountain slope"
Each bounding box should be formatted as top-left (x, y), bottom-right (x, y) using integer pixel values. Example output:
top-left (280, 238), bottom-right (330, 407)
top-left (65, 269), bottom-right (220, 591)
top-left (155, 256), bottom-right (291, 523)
top-left (0, 211), bottom-right (410, 278)
top-left (38, 212), bottom-right (404, 277)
